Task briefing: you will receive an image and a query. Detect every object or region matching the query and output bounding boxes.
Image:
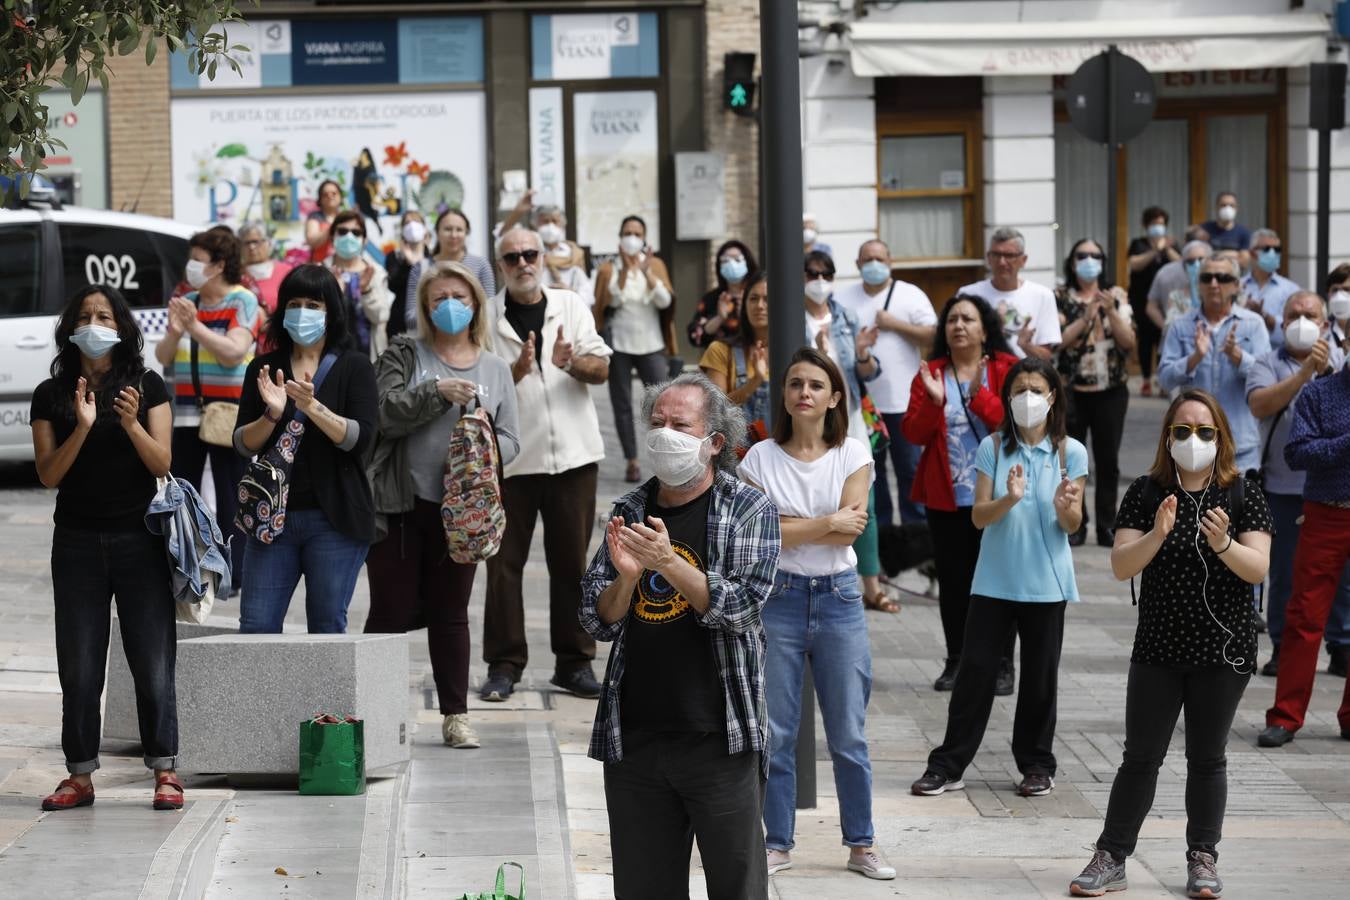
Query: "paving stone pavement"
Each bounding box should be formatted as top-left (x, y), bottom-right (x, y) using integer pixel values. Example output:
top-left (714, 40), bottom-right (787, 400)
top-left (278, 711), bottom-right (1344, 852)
top-left (2, 381), bottom-right (1350, 898)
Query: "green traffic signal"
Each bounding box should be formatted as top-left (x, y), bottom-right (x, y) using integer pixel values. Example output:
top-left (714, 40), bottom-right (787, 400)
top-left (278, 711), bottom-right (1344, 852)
top-left (729, 84), bottom-right (749, 107)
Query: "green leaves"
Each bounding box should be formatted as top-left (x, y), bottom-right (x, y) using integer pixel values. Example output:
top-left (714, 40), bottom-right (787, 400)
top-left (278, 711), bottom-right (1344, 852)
top-left (216, 143), bottom-right (248, 158)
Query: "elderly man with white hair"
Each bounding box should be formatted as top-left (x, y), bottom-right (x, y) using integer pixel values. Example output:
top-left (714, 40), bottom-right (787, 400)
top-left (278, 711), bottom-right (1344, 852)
top-left (580, 371), bottom-right (780, 899)
top-left (1158, 253), bottom-right (1272, 471)
top-left (480, 227), bottom-right (612, 703)
top-left (1241, 227), bottom-right (1302, 348)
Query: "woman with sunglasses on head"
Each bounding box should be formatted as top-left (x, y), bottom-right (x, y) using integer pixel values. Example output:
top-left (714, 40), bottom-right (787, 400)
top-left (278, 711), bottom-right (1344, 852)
top-left (911, 357), bottom-right (1087, 801)
top-left (739, 347), bottom-right (895, 882)
top-left (32, 285), bottom-right (182, 812)
top-left (1055, 238), bottom-right (1136, 548)
top-left (324, 210), bottom-right (393, 362)
top-left (903, 294), bottom-right (1020, 691)
top-left (1069, 390), bottom-right (1271, 899)
top-left (305, 179), bottom-right (345, 264)
top-left (688, 240), bottom-right (758, 349)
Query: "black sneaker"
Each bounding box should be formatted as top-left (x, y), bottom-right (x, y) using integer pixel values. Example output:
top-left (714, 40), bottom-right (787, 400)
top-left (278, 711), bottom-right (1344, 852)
top-left (1257, 725), bottom-right (1295, 747)
top-left (933, 657), bottom-right (959, 692)
top-left (1253, 611), bottom-right (1267, 634)
top-left (1095, 527), bottom-right (1115, 548)
top-left (1069, 848), bottom-right (1126, 896)
top-left (1328, 644), bottom-right (1348, 678)
top-left (479, 672), bottom-right (516, 702)
top-left (1017, 773), bottom-right (1054, 796)
top-left (910, 771), bottom-right (964, 796)
top-left (995, 659), bottom-right (1015, 696)
top-left (550, 666), bottom-right (602, 699)
top-left (1261, 644), bottom-right (1279, 677)
top-left (1185, 849), bottom-right (1222, 898)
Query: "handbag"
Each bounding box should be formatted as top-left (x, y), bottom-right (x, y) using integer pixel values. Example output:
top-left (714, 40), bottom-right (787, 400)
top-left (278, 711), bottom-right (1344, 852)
top-left (298, 714), bottom-right (365, 795)
top-left (190, 339), bottom-right (239, 447)
top-left (235, 353), bottom-right (338, 544)
top-left (457, 862), bottom-right (525, 900)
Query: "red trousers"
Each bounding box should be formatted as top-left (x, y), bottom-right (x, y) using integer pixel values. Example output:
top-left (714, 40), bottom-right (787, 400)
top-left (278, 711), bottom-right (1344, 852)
top-left (1266, 502), bottom-right (1350, 731)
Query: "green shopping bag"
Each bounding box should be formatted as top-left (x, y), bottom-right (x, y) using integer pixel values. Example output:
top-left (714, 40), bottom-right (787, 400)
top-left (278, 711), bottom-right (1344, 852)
top-left (457, 861), bottom-right (525, 900)
top-left (298, 714), bottom-right (366, 795)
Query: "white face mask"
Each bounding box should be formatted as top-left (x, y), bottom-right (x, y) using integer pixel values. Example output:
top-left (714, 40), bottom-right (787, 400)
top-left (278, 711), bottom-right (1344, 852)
top-left (645, 427), bottom-right (712, 487)
top-left (1217, 204), bottom-right (1237, 223)
top-left (1170, 433), bottom-right (1218, 472)
top-left (245, 261), bottom-right (273, 280)
top-left (1284, 316), bottom-right (1322, 353)
top-left (185, 259), bottom-right (211, 289)
top-left (803, 227), bottom-right (818, 245)
top-left (804, 279), bottom-right (831, 304)
top-left (1330, 291), bottom-right (1350, 321)
top-left (537, 223), bottom-right (565, 246)
top-left (402, 220), bottom-right (427, 245)
top-left (1010, 390), bottom-right (1050, 429)
top-left (619, 234), bottom-right (644, 256)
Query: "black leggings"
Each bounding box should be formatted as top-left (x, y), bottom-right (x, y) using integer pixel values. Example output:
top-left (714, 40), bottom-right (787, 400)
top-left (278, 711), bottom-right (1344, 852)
top-left (1130, 297), bottom-right (1161, 380)
top-left (1097, 663), bottom-right (1250, 860)
top-left (926, 507), bottom-right (1015, 664)
top-left (1067, 385), bottom-right (1128, 534)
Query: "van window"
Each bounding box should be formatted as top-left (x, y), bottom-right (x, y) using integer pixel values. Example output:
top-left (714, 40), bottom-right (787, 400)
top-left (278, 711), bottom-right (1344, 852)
top-left (58, 223), bottom-right (180, 310)
top-left (0, 224), bottom-right (42, 317)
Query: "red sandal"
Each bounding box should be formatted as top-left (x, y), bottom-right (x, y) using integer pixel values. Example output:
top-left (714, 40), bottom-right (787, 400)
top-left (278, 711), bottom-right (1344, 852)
top-left (153, 772), bottom-right (185, 811)
top-left (41, 777), bottom-right (95, 811)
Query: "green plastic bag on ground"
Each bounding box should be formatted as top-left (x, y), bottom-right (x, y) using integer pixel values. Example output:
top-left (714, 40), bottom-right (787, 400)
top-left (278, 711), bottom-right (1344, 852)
top-left (298, 714), bottom-right (365, 795)
top-left (457, 861), bottom-right (525, 900)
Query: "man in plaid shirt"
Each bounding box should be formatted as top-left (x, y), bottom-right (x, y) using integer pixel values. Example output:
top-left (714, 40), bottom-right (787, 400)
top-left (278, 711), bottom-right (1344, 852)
top-left (580, 372), bottom-right (780, 899)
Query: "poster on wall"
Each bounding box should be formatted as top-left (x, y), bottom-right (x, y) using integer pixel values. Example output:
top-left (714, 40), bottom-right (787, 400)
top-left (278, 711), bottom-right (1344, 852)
top-left (572, 90), bottom-right (660, 255)
top-left (169, 92), bottom-right (488, 260)
top-left (528, 87), bottom-right (566, 207)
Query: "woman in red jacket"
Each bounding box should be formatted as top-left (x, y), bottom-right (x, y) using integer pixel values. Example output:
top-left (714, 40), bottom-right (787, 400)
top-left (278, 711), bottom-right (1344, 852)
top-left (903, 294), bottom-right (1018, 691)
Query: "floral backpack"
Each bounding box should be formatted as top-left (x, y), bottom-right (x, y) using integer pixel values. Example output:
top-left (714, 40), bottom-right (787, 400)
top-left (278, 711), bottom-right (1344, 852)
top-left (441, 400), bottom-right (506, 563)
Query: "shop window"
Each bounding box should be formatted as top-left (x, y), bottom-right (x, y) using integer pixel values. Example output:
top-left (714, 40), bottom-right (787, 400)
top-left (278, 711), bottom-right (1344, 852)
top-left (1206, 114), bottom-right (1268, 230)
top-left (0, 224), bottom-right (41, 317)
top-left (876, 122), bottom-right (980, 261)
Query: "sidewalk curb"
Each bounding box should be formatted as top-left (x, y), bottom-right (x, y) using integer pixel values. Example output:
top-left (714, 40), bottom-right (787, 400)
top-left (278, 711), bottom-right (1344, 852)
top-left (358, 766), bottom-right (409, 899)
top-left (138, 792), bottom-right (234, 900)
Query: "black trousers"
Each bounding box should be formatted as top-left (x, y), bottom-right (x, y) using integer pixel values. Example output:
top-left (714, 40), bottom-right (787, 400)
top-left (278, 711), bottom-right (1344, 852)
top-left (605, 732), bottom-right (767, 900)
top-left (1129, 297), bottom-right (1161, 380)
top-left (483, 463), bottom-right (598, 678)
top-left (1097, 663), bottom-right (1249, 860)
top-left (607, 350), bottom-right (670, 461)
top-left (927, 595), bottom-right (1066, 779)
top-left (52, 525), bottom-right (178, 773)
top-left (926, 507), bottom-right (1014, 664)
top-left (1067, 384), bottom-right (1128, 535)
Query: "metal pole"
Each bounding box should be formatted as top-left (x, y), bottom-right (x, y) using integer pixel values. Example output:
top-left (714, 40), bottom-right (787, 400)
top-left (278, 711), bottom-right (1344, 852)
top-left (1106, 46), bottom-right (1119, 277)
top-left (759, 0), bottom-right (814, 809)
top-left (1317, 126), bottom-right (1331, 296)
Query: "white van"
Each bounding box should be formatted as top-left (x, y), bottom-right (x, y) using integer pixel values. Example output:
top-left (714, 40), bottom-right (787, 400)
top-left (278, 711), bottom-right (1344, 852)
top-left (0, 198), bottom-right (195, 460)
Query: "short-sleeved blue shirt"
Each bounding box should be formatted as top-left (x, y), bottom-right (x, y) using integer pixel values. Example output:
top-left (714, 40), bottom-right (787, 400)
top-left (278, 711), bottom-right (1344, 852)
top-left (970, 433), bottom-right (1090, 603)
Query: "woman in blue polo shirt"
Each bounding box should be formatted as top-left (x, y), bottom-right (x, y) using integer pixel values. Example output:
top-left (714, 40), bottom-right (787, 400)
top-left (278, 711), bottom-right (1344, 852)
top-left (910, 356), bottom-right (1087, 799)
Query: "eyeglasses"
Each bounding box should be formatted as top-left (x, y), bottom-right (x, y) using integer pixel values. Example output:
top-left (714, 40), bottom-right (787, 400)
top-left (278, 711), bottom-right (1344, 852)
top-left (988, 250), bottom-right (1023, 261)
top-left (500, 249), bottom-right (541, 266)
top-left (1074, 251), bottom-right (1105, 261)
top-left (1169, 424), bottom-right (1219, 442)
top-left (333, 227), bottom-right (363, 237)
top-left (1198, 272), bottom-right (1237, 285)
top-left (1256, 245), bottom-right (1282, 253)
top-left (805, 270), bottom-right (833, 280)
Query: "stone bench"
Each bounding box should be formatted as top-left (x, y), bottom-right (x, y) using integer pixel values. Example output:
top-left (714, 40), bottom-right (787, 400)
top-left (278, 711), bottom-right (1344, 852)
top-left (173, 632), bottom-right (411, 775)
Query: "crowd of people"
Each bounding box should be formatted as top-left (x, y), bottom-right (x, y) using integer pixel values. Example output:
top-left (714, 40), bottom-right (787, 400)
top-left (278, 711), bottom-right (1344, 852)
top-left (27, 188), bottom-right (1350, 900)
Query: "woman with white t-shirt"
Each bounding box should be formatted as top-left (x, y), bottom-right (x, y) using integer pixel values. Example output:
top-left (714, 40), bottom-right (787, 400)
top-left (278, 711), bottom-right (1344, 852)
top-left (739, 347), bottom-right (895, 883)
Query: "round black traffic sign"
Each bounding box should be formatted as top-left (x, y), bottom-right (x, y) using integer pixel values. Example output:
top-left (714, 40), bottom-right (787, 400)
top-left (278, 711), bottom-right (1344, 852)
top-left (1066, 49), bottom-right (1157, 145)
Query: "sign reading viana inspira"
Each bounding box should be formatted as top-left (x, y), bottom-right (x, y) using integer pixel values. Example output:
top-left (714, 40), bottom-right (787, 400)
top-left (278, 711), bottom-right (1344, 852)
top-left (170, 92), bottom-right (488, 259)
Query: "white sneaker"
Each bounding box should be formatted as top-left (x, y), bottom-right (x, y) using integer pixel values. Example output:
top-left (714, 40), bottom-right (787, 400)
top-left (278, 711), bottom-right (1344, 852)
top-left (848, 847), bottom-right (896, 880)
top-left (766, 848), bottom-right (792, 875)
top-left (442, 714), bottom-right (480, 749)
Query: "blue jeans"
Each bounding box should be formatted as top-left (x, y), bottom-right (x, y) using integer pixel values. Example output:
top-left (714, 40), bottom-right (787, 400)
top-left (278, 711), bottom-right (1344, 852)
top-left (1265, 491), bottom-right (1350, 647)
top-left (875, 411), bottom-right (924, 526)
top-left (240, 508), bottom-right (368, 633)
top-left (763, 570), bottom-right (874, 850)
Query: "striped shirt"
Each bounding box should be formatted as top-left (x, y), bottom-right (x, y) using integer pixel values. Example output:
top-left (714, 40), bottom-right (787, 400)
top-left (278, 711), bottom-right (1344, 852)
top-left (580, 470), bottom-right (780, 769)
top-left (171, 288), bottom-right (261, 426)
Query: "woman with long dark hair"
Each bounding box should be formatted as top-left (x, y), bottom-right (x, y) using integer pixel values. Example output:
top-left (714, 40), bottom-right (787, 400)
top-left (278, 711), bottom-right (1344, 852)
top-left (687, 239), bottom-right (758, 348)
top-left (911, 357), bottom-right (1087, 799)
top-left (739, 347), bottom-right (894, 881)
top-left (1070, 390), bottom-right (1271, 898)
top-left (31, 284), bottom-right (182, 812)
top-left (305, 178), bottom-right (344, 263)
top-left (902, 294), bottom-right (1020, 691)
top-left (233, 264), bottom-right (378, 633)
top-left (700, 272), bottom-right (771, 444)
top-left (1056, 237), bottom-right (1136, 547)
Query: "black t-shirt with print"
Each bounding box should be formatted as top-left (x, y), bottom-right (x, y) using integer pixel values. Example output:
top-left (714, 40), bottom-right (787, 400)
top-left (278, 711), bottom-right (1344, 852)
top-left (1117, 474), bottom-right (1273, 670)
top-left (620, 483), bottom-right (726, 735)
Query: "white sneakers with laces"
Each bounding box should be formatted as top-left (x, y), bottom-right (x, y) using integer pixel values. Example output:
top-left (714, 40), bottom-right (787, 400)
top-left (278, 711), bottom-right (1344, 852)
top-left (442, 713), bottom-right (480, 749)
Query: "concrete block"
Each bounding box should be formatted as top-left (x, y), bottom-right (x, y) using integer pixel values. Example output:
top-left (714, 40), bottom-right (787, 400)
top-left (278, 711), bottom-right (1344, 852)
top-left (803, 97), bottom-right (875, 144)
top-left (175, 633), bottom-right (410, 775)
top-left (984, 92), bottom-right (1053, 139)
top-left (805, 142), bottom-right (878, 189)
top-left (806, 186), bottom-right (878, 233)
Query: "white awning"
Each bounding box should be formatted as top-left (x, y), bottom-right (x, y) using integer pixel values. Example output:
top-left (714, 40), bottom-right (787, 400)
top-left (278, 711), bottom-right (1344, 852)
top-left (848, 14), bottom-right (1331, 77)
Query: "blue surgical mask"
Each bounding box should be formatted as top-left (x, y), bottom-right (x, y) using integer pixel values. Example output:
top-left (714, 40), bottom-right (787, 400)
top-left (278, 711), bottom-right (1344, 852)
top-left (719, 257), bottom-right (748, 283)
top-left (333, 233), bottom-right (363, 260)
top-left (1147, 223), bottom-right (1167, 239)
top-left (70, 324), bottom-right (121, 360)
top-left (860, 260), bottom-right (891, 286)
top-left (431, 297), bottom-right (474, 335)
top-left (1257, 248), bottom-right (1281, 273)
top-left (1074, 257), bottom-right (1103, 282)
top-left (283, 307), bottom-right (327, 346)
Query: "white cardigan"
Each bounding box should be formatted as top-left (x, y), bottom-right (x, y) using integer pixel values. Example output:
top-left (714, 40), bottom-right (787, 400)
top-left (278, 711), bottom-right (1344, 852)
top-left (489, 288), bottom-right (613, 478)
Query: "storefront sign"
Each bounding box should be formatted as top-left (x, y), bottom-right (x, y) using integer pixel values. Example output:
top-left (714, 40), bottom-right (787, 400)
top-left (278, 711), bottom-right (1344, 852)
top-left (529, 87), bottom-right (567, 207)
top-left (572, 91), bottom-right (660, 254)
top-left (169, 91), bottom-right (488, 259)
top-left (675, 152), bottom-right (725, 242)
top-left (1052, 68), bottom-right (1280, 100)
top-left (40, 90), bottom-right (109, 208)
top-left (531, 12), bottom-right (659, 81)
top-left (291, 19), bottom-right (398, 86)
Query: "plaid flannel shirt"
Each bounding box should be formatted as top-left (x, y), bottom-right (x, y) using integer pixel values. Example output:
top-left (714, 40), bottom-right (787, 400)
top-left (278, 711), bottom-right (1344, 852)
top-left (579, 469), bottom-right (780, 769)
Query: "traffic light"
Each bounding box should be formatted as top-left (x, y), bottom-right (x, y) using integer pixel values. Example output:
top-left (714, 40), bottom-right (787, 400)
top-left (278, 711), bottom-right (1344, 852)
top-left (724, 52), bottom-right (756, 116)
